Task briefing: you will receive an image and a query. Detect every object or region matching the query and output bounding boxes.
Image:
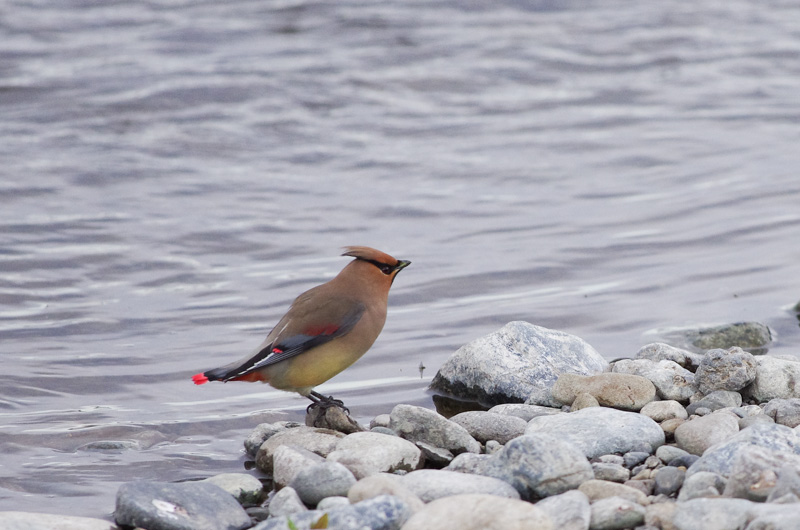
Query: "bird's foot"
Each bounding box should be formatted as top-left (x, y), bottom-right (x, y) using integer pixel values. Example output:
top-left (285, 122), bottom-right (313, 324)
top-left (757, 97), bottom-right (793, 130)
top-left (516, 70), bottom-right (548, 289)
top-left (306, 391), bottom-right (349, 414)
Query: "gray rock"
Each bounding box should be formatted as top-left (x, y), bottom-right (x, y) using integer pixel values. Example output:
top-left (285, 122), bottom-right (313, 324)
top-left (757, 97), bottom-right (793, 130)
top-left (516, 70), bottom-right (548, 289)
top-left (591, 462), bottom-right (630, 483)
top-left (687, 422), bottom-right (800, 479)
top-left (449, 411), bottom-right (527, 444)
top-left (348, 474), bottom-right (425, 513)
top-left (477, 433), bottom-right (593, 501)
top-left (612, 358), bottom-right (695, 402)
top-left (685, 390), bottom-right (742, 416)
top-left (415, 440), bottom-right (454, 467)
top-left (722, 444), bottom-right (800, 502)
top-left (429, 322), bottom-right (607, 407)
top-left (254, 494), bottom-right (411, 530)
top-left (267, 486), bottom-right (307, 518)
top-left (388, 404), bottom-right (480, 455)
top-left (488, 403), bottom-right (563, 421)
top-left (306, 404), bottom-right (364, 434)
top-left (272, 444), bottom-right (326, 489)
top-left (400, 469), bottom-right (520, 502)
top-left (744, 356), bottom-right (800, 403)
top-left (669, 454), bottom-right (700, 468)
top-left (674, 411), bottom-right (740, 456)
top-left (669, 498), bottom-right (800, 530)
top-left (653, 466), bottom-right (685, 496)
top-left (400, 493), bottom-right (554, 530)
top-left (202, 473), bottom-right (264, 505)
top-left (763, 398), bottom-right (800, 428)
top-left (677, 471), bottom-right (727, 501)
top-left (655, 445), bottom-right (690, 465)
top-left (535, 490), bottom-right (591, 530)
top-left (316, 496), bottom-right (351, 511)
top-left (288, 461), bottom-right (357, 506)
top-left (526, 407), bottom-right (665, 459)
top-left (623, 478), bottom-right (654, 497)
top-left (552, 373), bottom-right (656, 411)
top-left (694, 347), bottom-right (757, 394)
top-left (635, 342), bottom-right (703, 370)
top-left (485, 440), bottom-right (503, 454)
top-left (370, 414), bottom-right (391, 429)
top-left (589, 496), bottom-right (645, 530)
top-left (0, 512), bottom-right (116, 530)
top-left (244, 421), bottom-right (302, 457)
top-left (596, 454), bottom-right (625, 466)
top-left (371, 426), bottom-right (398, 436)
top-left (688, 322), bottom-right (772, 354)
top-left (640, 400), bottom-right (688, 422)
top-left (255, 426), bottom-right (345, 474)
top-left (445, 452), bottom-right (491, 474)
top-left (766, 466), bottom-right (800, 503)
top-left (578, 479), bottom-right (648, 505)
top-left (327, 431), bottom-right (423, 479)
top-left (115, 481), bottom-right (251, 530)
top-left (644, 502), bottom-right (677, 530)
top-left (739, 414), bottom-right (775, 430)
top-left (623, 452), bottom-right (650, 469)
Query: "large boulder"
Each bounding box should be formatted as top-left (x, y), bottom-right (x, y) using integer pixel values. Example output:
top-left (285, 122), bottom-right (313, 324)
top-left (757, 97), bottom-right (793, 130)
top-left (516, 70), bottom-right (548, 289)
top-left (430, 322), bottom-right (607, 407)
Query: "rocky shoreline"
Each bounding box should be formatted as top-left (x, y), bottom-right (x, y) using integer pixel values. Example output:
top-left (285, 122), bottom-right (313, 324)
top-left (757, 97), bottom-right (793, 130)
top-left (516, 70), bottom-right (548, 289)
top-left (4, 319), bottom-right (800, 530)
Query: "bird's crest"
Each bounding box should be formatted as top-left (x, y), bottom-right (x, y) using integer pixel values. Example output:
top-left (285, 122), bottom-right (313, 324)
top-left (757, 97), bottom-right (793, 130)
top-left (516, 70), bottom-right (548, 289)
top-left (342, 246), bottom-right (399, 266)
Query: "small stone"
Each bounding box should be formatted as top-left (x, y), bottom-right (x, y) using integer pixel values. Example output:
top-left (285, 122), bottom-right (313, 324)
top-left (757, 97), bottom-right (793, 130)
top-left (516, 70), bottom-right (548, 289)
top-left (551, 373), bottom-right (656, 412)
top-left (612, 358), bottom-right (695, 402)
top-left (763, 398), bottom-right (800, 428)
top-left (526, 407), bottom-right (665, 458)
top-left (674, 411), bottom-right (740, 456)
top-left (589, 496), bottom-right (646, 530)
top-left (592, 462), bottom-right (630, 483)
top-left (370, 414), bottom-right (391, 429)
top-left (640, 400), bottom-right (688, 422)
top-left (400, 493), bottom-right (554, 530)
top-left (660, 418), bottom-right (685, 437)
top-left (306, 403), bottom-right (364, 434)
top-left (488, 403), bottom-right (564, 421)
top-left (267, 487), bottom-right (307, 518)
top-left (449, 411), bottom-right (527, 444)
top-left (389, 404), bottom-right (481, 454)
top-left (677, 471), bottom-right (727, 501)
top-left (485, 440), bottom-right (502, 454)
top-left (202, 473), bottom-right (264, 505)
top-left (477, 433), bottom-right (594, 501)
top-left (635, 342), bottom-right (703, 370)
top-left (316, 496), bottom-right (350, 511)
top-left (255, 426), bottom-right (345, 474)
top-left (288, 461), bottom-right (357, 507)
top-left (244, 422), bottom-right (302, 458)
top-left (744, 356), bottom-right (800, 403)
top-left (578, 479), bottom-right (648, 506)
top-left (272, 444), bottom-right (326, 489)
top-left (115, 481), bottom-right (251, 530)
top-left (348, 473), bottom-right (425, 513)
top-left (655, 445), bottom-right (690, 465)
top-left (415, 440), bottom-right (454, 467)
top-left (571, 392), bottom-right (600, 410)
top-left (255, 495), bottom-right (412, 530)
top-left (694, 347), bottom-right (757, 394)
top-left (445, 452), bottom-right (490, 473)
top-left (653, 466), bottom-right (685, 496)
top-left (401, 469), bottom-right (520, 502)
top-left (669, 454), bottom-right (700, 468)
top-left (536, 490), bottom-right (591, 530)
top-left (326, 431), bottom-right (423, 479)
top-left (429, 321), bottom-right (607, 407)
top-left (623, 452), bottom-right (650, 469)
top-left (596, 454), bottom-right (625, 466)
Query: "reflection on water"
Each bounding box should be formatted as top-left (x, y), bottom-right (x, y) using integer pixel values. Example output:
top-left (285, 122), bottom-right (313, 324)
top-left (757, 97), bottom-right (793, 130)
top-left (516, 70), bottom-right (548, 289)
top-left (2, 0), bottom-right (800, 517)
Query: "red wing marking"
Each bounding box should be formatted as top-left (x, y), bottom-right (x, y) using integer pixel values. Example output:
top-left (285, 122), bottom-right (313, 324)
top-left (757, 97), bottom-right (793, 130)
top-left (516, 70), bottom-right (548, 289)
top-left (230, 372), bottom-right (267, 383)
top-left (304, 324), bottom-right (340, 336)
top-left (192, 373), bottom-right (209, 385)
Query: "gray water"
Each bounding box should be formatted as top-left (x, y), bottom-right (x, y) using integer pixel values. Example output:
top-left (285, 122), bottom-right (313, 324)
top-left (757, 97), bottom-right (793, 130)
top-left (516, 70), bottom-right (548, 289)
top-left (2, 0), bottom-right (800, 518)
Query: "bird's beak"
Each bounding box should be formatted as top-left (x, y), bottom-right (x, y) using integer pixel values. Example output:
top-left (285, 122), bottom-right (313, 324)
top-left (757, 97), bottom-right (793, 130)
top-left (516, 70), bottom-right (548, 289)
top-left (395, 260), bottom-right (411, 272)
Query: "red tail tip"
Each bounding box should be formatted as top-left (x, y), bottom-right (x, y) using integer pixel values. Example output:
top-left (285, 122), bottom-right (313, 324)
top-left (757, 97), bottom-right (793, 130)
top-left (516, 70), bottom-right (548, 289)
top-left (192, 373), bottom-right (209, 385)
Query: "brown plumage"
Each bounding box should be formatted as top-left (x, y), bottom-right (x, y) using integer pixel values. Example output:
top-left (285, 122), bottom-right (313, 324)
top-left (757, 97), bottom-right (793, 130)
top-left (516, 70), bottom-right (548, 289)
top-left (192, 246), bottom-right (410, 407)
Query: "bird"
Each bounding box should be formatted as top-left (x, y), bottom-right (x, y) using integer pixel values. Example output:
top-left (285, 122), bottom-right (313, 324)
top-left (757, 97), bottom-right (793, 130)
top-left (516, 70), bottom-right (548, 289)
top-left (192, 246), bottom-right (410, 410)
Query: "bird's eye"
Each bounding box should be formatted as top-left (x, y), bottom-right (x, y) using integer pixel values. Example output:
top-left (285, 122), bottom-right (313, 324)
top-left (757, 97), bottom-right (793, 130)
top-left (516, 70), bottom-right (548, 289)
top-left (379, 264), bottom-right (393, 274)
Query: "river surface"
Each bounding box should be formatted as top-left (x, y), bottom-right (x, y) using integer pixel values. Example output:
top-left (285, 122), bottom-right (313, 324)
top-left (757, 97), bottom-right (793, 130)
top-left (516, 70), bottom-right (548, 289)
top-left (2, 0), bottom-right (800, 518)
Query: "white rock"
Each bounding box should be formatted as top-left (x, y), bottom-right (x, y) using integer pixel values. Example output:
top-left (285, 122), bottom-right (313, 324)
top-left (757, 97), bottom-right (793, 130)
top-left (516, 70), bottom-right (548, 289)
top-left (400, 469), bottom-right (520, 502)
top-left (400, 493), bottom-right (554, 530)
top-left (640, 400), bottom-right (688, 422)
top-left (327, 431), bottom-right (422, 479)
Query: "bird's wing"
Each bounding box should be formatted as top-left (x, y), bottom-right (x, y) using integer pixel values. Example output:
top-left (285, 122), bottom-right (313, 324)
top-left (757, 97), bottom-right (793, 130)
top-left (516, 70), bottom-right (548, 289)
top-left (203, 295), bottom-right (366, 382)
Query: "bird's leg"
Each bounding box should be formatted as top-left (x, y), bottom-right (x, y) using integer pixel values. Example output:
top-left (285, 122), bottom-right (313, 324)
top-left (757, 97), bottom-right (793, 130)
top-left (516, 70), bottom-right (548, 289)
top-left (306, 390), bottom-right (349, 414)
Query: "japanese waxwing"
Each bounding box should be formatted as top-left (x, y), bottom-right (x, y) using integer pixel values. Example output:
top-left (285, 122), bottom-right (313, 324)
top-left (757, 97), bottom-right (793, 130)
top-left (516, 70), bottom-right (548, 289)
top-left (192, 246), bottom-right (410, 408)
